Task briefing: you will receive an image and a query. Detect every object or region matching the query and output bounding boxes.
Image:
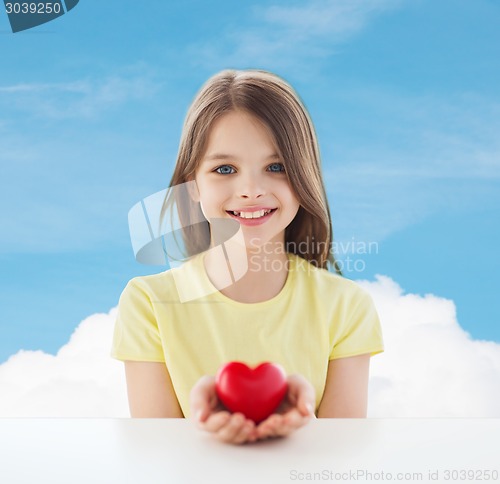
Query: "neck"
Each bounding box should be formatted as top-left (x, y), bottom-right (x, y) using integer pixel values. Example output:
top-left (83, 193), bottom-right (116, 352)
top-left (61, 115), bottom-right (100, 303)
top-left (218, 236), bottom-right (288, 268)
top-left (203, 238), bottom-right (291, 302)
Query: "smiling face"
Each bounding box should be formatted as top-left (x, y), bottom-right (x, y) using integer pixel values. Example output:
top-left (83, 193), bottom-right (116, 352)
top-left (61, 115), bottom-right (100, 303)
top-left (191, 110), bottom-right (301, 251)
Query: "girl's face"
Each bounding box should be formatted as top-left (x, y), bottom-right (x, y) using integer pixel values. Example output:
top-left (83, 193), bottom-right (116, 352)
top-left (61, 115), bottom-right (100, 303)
top-left (192, 110), bottom-right (300, 250)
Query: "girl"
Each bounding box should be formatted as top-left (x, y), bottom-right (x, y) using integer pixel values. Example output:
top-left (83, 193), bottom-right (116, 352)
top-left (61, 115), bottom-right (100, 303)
top-left (111, 69), bottom-right (384, 445)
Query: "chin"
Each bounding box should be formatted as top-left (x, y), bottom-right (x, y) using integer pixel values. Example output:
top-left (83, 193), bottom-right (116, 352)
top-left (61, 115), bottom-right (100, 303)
top-left (245, 233), bottom-right (285, 249)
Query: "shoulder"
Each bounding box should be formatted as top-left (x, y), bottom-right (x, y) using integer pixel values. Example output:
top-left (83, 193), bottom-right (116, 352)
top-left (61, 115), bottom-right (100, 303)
top-left (120, 269), bottom-right (177, 303)
top-left (290, 253), bottom-right (372, 304)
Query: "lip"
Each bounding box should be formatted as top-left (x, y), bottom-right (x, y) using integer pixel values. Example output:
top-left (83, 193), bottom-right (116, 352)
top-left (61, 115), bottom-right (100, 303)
top-left (226, 208), bottom-right (277, 226)
top-left (227, 206), bottom-right (276, 212)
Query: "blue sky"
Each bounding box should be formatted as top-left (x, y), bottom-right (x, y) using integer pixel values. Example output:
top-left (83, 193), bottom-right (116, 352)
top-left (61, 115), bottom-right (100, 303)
top-left (0, 0), bottom-right (499, 363)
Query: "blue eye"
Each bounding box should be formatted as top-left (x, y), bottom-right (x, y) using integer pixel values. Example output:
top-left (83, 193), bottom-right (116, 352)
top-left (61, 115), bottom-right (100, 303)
top-left (214, 165), bottom-right (235, 175)
top-left (214, 163), bottom-right (286, 175)
top-left (268, 163), bottom-right (286, 173)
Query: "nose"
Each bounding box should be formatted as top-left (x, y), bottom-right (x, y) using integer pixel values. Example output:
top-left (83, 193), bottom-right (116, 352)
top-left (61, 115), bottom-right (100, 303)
top-left (236, 171), bottom-right (267, 200)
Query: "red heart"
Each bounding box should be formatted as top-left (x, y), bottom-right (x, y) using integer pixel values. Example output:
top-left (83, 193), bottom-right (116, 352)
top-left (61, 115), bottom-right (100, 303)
top-left (215, 361), bottom-right (288, 423)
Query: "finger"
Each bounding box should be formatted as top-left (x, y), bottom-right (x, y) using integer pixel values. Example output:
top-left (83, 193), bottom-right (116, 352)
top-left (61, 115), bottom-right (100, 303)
top-left (271, 410), bottom-right (304, 437)
top-left (264, 408), bottom-right (309, 438)
top-left (195, 408), bottom-right (209, 425)
top-left (232, 420), bottom-right (255, 445)
top-left (298, 400), bottom-right (315, 418)
top-left (287, 375), bottom-right (316, 417)
top-left (189, 376), bottom-right (216, 424)
top-left (283, 408), bottom-right (311, 431)
top-left (216, 413), bottom-right (247, 443)
top-left (202, 411), bottom-right (231, 433)
top-left (218, 414), bottom-right (252, 444)
top-left (195, 404), bottom-right (218, 427)
top-left (248, 427), bottom-right (259, 442)
top-left (256, 414), bottom-right (284, 440)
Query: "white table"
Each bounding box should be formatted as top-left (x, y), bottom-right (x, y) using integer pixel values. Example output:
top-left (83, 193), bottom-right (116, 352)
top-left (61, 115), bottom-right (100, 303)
top-left (0, 419), bottom-right (498, 484)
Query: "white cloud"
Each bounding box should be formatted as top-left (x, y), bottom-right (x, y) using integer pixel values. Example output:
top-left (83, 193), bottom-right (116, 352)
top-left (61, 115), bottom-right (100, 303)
top-left (0, 81), bottom-right (89, 94)
top-left (260, 0), bottom-right (400, 38)
top-left (0, 309), bottom-right (129, 417)
top-left (361, 275), bottom-right (500, 417)
top-left (0, 75), bottom-right (161, 120)
top-left (0, 275), bottom-right (498, 417)
top-left (187, 0), bottom-right (401, 75)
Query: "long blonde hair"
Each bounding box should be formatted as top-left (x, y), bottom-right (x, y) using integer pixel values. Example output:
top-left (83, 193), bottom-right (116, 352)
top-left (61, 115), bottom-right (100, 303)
top-left (159, 69), bottom-right (342, 274)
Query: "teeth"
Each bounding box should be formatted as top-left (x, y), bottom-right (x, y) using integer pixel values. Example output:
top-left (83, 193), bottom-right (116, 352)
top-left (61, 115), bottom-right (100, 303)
top-left (232, 209), bottom-right (273, 219)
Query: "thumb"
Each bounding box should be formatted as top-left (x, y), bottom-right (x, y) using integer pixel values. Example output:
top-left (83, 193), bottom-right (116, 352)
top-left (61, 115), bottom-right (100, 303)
top-left (298, 398), bottom-right (315, 417)
top-left (289, 374), bottom-right (315, 417)
top-left (189, 375), bottom-right (215, 423)
top-left (195, 407), bottom-right (209, 423)
top-left (191, 398), bottom-right (211, 425)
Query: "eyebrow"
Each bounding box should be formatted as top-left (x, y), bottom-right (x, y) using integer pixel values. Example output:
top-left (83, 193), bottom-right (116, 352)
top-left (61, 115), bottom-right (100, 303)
top-left (203, 153), bottom-right (280, 163)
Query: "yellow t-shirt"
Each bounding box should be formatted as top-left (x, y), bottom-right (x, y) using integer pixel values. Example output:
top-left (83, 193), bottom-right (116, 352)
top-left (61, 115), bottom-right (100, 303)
top-left (111, 252), bottom-right (384, 417)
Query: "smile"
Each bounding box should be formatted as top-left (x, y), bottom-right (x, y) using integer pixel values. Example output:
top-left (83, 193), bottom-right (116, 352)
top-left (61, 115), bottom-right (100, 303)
top-left (226, 208), bottom-right (277, 226)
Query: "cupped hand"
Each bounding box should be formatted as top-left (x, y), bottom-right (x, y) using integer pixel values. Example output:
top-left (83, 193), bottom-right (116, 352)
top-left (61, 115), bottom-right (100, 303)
top-left (253, 374), bottom-right (316, 441)
top-left (189, 375), bottom-right (258, 445)
top-left (189, 374), bottom-right (315, 444)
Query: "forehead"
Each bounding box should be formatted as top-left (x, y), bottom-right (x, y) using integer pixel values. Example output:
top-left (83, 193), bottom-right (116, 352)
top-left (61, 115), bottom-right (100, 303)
top-left (202, 111), bottom-right (279, 159)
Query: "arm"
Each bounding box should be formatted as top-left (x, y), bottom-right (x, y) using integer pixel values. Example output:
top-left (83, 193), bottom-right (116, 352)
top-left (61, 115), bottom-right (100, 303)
top-left (124, 361), bottom-right (184, 418)
top-left (316, 353), bottom-right (370, 418)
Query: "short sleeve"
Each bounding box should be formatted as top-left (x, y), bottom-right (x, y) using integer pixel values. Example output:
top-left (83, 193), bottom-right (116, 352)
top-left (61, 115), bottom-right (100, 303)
top-left (110, 279), bottom-right (165, 362)
top-left (329, 288), bottom-right (384, 360)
